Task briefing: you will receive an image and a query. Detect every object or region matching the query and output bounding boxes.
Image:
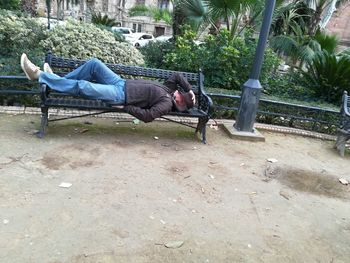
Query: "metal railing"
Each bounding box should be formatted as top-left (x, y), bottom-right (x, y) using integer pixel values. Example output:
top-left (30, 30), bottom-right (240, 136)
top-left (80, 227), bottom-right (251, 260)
top-left (208, 93), bottom-right (340, 134)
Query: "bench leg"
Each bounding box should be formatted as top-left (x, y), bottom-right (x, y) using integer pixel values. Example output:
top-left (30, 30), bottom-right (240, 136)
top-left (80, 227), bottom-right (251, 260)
top-left (196, 117), bottom-right (209, 144)
top-left (335, 132), bottom-right (349, 157)
top-left (37, 107), bottom-right (48, 138)
top-left (201, 124), bottom-right (207, 144)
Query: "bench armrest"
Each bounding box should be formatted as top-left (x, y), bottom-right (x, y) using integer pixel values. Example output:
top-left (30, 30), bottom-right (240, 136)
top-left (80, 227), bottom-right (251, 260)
top-left (339, 91), bottom-right (350, 130)
top-left (342, 91), bottom-right (350, 116)
top-left (198, 91), bottom-right (213, 115)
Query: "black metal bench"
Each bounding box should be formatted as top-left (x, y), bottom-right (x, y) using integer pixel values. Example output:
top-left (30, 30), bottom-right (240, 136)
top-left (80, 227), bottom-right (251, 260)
top-left (38, 53), bottom-right (213, 143)
top-left (335, 91), bottom-right (350, 156)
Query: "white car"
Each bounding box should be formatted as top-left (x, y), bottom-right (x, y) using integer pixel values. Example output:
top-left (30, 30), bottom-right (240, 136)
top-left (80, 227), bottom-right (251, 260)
top-left (128, 33), bottom-right (155, 48)
top-left (111, 27), bottom-right (135, 41)
top-left (155, 35), bottom-right (202, 45)
top-left (155, 35), bottom-right (173, 42)
top-left (37, 17), bottom-right (66, 30)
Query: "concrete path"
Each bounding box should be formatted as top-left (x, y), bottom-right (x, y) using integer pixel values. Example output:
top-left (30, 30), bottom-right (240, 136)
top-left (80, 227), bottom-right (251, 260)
top-left (0, 113), bottom-right (349, 263)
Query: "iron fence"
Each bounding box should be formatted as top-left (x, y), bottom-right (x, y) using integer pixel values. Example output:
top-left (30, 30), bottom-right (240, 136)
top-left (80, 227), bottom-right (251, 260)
top-left (209, 93), bottom-right (340, 135)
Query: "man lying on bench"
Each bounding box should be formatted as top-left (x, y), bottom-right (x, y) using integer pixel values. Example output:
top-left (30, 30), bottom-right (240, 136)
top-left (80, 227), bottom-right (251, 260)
top-left (20, 53), bottom-right (195, 123)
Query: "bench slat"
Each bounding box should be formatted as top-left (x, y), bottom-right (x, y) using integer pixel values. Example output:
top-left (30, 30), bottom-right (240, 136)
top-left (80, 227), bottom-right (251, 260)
top-left (45, 98), bottom-right (206, 117)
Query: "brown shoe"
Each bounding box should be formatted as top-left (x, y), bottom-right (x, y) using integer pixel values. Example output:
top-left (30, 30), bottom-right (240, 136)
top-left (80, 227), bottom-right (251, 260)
top-left (43, 63), bottom-right (53, 74)
top-left (20, 53), bottom-right (41, 80)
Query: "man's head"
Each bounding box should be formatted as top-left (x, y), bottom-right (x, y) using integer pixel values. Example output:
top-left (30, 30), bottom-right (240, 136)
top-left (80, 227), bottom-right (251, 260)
top-left (173, 90), bottom-right (195, 112)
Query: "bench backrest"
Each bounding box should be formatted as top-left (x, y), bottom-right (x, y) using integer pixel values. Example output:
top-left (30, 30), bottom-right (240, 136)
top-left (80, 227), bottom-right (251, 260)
top-left (45, 53), bottom-right (204, 93)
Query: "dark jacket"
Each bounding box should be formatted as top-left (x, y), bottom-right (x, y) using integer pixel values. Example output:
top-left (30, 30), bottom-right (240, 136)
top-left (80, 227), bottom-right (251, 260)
top-left (123, 73), bottom-right (192, 123)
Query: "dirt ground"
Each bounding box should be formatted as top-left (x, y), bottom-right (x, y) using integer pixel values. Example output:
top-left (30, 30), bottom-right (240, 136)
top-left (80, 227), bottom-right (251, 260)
top-left (0, 113), bottom-right (349, 263)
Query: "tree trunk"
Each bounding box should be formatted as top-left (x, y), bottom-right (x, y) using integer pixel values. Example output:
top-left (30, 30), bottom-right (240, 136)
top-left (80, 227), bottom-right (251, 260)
top-left (209, 20), bottom-right (221, 35)
top-left (172, 4), bottom-right (186, 40)
top-left (46, 0), bottom-right (51, 29)
top-left (310, 7), bottom-right (323, 35)
top-left (56, 0), bottom-right (63, 20)
top-left (225, 7), bottom-right (230, 31)
top-left (319, 0), bottom-right (337, 29)
top-left (20, 0), bottom-right (37, 16)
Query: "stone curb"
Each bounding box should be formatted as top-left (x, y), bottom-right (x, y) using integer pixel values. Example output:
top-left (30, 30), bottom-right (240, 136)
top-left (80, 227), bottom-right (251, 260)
top-left (0, 106), bottom-right (337, 141)
top-left (222, 121), bottom-right (336, 141)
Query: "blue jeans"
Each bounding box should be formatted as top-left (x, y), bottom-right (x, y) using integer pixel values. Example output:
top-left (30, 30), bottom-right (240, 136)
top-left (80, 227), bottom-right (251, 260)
top-left (39, 58), bottom-right (126, 103)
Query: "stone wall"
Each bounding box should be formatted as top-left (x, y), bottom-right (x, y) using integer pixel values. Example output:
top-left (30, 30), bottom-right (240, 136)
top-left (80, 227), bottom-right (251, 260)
top-left (326, 2), bottom-right (350, 50)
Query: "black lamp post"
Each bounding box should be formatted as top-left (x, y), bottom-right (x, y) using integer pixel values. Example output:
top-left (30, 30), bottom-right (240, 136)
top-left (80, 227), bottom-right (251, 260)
top-left (234, 0), bottom-right (276, 132)
top-left (46, 0), bottom-right (51, 30)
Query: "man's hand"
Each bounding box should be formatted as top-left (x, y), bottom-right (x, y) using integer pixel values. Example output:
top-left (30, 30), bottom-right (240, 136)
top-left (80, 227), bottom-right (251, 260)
top-left (189, 90), bottom-right (196, 105)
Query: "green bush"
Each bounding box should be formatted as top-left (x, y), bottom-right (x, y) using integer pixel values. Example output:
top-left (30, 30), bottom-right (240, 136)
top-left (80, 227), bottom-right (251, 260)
top-left (0, 10), bottom-right (43, 103)
top-left (197, 31), bottom-right (242, 89)
top-left (0, 0), bottom-right (20, 10)
top-left (0, 12), bottom-right (144, 106)
top-left (263, 72), bottom-right (313, 101)
top-left (140, 40), bottom-right (175, 68)
top-left (163, 30), bottom-right (202, 72)
top-left (301, 51), bottom-right (350, 103)
top-left (0, 9), bottom-right (47, 74)
top-left (40, 20), bottom-right (144, 65)
top-left (0, 9), bottom-right (47, 57)
top-left (233, 35), bottom-right (281, 90)
top-left (0, 11), bottom-right (144, 73)
top-left (141, 28), bottom-right (280, 91)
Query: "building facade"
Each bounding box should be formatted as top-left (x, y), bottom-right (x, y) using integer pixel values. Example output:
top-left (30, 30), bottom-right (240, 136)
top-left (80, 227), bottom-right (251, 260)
top-left (326, 1), bottom-right (350, 50)
top-left (37, 0), bottom-right (173, 36)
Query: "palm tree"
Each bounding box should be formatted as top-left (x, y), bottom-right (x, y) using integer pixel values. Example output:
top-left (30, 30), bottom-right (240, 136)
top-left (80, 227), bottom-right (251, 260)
top-left (302, 50), bottom-right (350, 103)
top-left (270, 26), bottom-right (340, 70)
top-left (179, 0), bottom-right (211, 34)
top-left (129, 0), bottom-right (257, 38)
top-left (181, 0), bottom-right (259, 37)
top-left (270, 0), bottom-right (312, 37)
top-left (91, 11), bottom-right (119, 27)
top-left (270, 23), bottom-right (311, 70)
top-left (128, 4), bottom-right (172, 25)
top-left (303, 0), bottom-right (348, 35)
top-left (128, 1), bottom-right (186, 38)
top-left (305, 0), bottom-right (331, 35)
top-left (207, 0), bottom-right (253, 31)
